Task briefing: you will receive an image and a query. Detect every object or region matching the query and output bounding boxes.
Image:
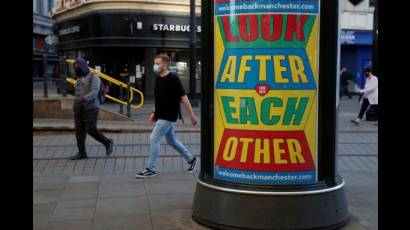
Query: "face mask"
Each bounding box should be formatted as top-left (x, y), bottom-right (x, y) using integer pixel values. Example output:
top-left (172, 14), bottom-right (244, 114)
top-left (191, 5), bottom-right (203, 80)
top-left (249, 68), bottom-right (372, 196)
top-left (365, 73), bottom-right (370, 77)
top-left (153, 64), bottom-right (161, 74)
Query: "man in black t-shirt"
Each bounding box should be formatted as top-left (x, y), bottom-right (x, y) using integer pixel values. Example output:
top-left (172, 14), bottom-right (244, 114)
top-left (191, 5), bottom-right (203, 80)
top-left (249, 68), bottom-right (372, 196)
top-left (136, 54), bottom-right (199, 178)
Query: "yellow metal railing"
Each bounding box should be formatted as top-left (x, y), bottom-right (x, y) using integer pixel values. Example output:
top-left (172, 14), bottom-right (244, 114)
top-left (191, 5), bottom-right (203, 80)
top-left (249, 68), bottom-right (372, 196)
top-left (65, 59), bottom-right (144, 109)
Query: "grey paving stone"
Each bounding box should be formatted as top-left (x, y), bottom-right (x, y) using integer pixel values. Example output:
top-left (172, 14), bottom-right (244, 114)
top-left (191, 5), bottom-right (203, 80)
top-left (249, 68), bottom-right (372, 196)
top-left (100, 172), bottom-right (143, 184)
top-left (151, 209), bottom-right (211, 230)
top-left (144, 179), bottom-right (196, 195)
top-left (357, 156), bottom-right (375, 171)
top-left (34, 181), bottom-right (66, 191)
top-left (62, 160), bottom-right (76, 175)
top-left (94, 158), bottom-right (106, 173)
top-left (133, 145), bottom-right (142, 155)
top-left (98, 182), bottom-right (146, 198)
top-left (51, 207), bottom-right (95, 222)
top-left (34, 213), bottom-right (51, 230)
top-left (163, 157), bottom-right (174, 172)
top-left (46, 220), bottom-right (94, 230)
top-left (367, 157), bottom-right (378, 167)
top-left (341, 171), bottom-right (377, 188)
top-left (55, 198), bottom-right (97, 210)
top-left (34, 190), bottom-right (64, 205)
top-left (141, 145), bottom-right (149, 156)
top-left (96, 196), bottom-right (149, 217)
top-left (61, 183), bottom-right (99, 200)
top-left (340, 219), bottom-right (370, 230)
top-left (148, 194), bottom-right (194, 211)
top-left (116, 145), bottom-right (124, 156)
top-left (34, 160), bottom-right (49, 175)
top-left (68, 175), bottom-right (100, 183)
top-left (93, 214), bottom-right (152, 230)
top-left (172, 157), bottom-right (183, 171)
top-left (33, 176), bottom-right (69, 184)
top-left (103, 158), bottom-right (115, 173)
top-left (135, 157), bottom-right (145, 170)
top-left (115, 158), bottom-right (125, 172)
top-left (51, 159), bottom-right (68, 175)
top-left (34, 203), bottom-right (57, 216)
top-left (344, 156), bottom-right (362, 171)
top-left (73, 160), bottom-right (86, 174)
top-left (124, 157), bottom-right (135, 172)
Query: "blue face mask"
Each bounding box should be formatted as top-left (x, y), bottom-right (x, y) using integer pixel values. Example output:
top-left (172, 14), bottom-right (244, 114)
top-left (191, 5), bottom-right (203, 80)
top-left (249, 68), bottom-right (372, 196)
top-left (153, 64), bottom-right (160, 74)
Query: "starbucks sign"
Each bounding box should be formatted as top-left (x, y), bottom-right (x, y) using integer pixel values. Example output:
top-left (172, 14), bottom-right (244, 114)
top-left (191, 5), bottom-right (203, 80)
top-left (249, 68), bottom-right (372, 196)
top-left (45, 34), bottom-right (58, 45)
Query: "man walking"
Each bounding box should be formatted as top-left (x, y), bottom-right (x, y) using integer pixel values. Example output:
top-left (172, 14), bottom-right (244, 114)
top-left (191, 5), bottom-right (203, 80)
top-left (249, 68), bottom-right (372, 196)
top-left (351, 68), bottom-right (378, 125)
top-left (71, 57), bottom-right (114, 160)
top-left (136, 54), bottom-right (198, 177)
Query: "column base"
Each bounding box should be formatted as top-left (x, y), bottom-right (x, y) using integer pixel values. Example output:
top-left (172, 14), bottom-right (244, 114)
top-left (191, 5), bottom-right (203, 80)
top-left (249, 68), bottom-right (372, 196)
top-left (192, 179), bottom-right (349, 230)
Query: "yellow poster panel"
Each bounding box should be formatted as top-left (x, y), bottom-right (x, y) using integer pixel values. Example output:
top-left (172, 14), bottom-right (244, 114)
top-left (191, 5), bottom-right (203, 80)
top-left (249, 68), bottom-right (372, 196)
top-left (214, 0), bottom-right (320, 185)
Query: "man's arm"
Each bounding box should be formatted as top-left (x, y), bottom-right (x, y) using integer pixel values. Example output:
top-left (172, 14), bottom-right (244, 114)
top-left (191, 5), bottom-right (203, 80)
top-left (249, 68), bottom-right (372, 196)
top-left (181, 95), bottom-right (198, 126)
top-left (149, 106), bottom-right (155, 123)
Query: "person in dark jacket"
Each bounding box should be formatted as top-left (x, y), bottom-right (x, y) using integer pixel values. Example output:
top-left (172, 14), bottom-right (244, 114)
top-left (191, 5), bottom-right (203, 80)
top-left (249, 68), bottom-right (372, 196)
top-left (71, 57), bottom-right (113, 160)
top-left (340, 67), bottom-right (353, 99)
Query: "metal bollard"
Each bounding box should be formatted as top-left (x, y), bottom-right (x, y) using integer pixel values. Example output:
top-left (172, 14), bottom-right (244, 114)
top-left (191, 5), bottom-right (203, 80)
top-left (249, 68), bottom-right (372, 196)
top-left (43, 54), bottom-right (48, 98)
top-left (119, 87), bottom-right (123, 114)
top-left (60, 56), bottom-right (67, 97)
top-left (127, 82), bottom-right (131, 118)
top-left (43, 79), bottom-right (48, 98)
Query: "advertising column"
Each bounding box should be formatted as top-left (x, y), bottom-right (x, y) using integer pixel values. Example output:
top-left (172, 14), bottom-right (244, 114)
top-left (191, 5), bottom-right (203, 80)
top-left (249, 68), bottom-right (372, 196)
top-left (193, 1), bottom-right (349, 229)
top-left (214, 0), bottom-right (320, 185)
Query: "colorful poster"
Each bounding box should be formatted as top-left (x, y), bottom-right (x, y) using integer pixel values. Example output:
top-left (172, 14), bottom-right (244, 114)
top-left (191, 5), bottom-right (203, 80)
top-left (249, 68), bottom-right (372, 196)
top-left (214, 0), bottom-right (320, 185)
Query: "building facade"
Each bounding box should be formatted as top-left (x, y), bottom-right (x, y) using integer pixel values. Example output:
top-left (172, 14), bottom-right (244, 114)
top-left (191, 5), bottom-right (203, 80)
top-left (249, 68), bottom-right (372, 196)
top-left (51, 0), bottom-right (201, 99)
top-left (33, 0), bottom-right (59, 78)
top-left (340, 0), bottom-right (375, 90)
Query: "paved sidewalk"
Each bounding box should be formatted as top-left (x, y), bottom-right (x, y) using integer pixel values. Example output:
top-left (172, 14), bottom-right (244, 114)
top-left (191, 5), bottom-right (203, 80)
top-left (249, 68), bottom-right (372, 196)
top-left (33, 95), bottom-right (378, 230)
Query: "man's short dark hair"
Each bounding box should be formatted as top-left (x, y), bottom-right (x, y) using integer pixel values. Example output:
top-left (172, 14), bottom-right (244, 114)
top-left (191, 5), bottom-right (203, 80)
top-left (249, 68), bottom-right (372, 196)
top-left (364, 67), bottom-right (372, 73)
top-left (154, 54), bottom-right (170, 67)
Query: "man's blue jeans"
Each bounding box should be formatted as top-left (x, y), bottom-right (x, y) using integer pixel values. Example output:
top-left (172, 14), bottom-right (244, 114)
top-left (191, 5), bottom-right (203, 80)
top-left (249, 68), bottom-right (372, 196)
top-left (147, 119), bottom-right (194, 171)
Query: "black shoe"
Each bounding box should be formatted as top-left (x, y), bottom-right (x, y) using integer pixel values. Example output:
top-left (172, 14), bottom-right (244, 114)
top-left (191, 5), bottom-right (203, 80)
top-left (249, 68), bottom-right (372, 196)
top-left (187, 157), bottom-right (198, 173)
top-left (106, 139), bottom-right (114, 156)
top-left (70, 153), bottom-right (87, 160)
top-left (136, 168), bottom-right (157, 178)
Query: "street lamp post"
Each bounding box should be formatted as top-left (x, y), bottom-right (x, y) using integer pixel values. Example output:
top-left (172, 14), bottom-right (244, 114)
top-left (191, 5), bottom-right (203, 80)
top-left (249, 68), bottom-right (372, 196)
top-left (189, 0), bottom-right (198, 106)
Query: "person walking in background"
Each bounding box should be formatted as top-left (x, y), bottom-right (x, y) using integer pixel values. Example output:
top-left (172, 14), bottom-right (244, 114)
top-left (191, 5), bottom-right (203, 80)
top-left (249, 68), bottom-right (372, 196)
top-left (340, 67), bottom-right (353, 99)
top-left (351, 68), bottom-right (378, 125)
